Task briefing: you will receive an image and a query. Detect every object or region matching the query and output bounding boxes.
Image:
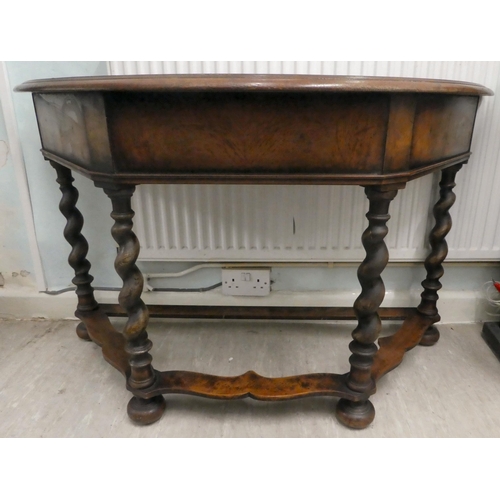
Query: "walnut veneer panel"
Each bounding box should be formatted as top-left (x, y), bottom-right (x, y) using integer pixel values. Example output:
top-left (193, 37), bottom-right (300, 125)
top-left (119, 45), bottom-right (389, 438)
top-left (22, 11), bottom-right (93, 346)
top-left (105, 92), bottom-right (390, 176)
top-left (33, 93), bottom-right (113, 173)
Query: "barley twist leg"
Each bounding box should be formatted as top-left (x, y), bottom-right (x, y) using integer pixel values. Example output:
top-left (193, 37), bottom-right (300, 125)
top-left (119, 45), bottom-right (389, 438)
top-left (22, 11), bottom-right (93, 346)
top-left (52, 161), bottom-right (98, 341)
top-left (418, 164), bottom-right (462, 346)
top-left (104, 184), bottom-right (166, 425)
top-left (336, 186), bottom-right (399, 429)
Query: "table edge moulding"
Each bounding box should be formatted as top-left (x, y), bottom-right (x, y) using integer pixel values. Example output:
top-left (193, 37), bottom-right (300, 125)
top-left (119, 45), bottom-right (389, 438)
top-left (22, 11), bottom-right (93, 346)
top-left (15, 74), bottom-right (494, 429)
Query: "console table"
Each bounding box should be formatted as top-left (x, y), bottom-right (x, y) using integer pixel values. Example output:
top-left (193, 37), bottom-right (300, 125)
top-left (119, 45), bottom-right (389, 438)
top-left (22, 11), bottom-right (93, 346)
top-left (16, 75), bottom-right (493, 429)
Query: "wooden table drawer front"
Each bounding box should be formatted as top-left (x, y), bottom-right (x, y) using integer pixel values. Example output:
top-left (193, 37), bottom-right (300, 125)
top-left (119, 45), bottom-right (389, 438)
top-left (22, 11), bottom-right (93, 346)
top-left (105, 92), bottom-right (390, 176)
top-left (33, 88), bottom-right (481, 183)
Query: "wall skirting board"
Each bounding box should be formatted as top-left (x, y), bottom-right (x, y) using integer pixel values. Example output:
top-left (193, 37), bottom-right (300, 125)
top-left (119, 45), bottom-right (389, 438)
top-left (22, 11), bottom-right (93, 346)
top-left (0, 286), bottom-right (496, 324)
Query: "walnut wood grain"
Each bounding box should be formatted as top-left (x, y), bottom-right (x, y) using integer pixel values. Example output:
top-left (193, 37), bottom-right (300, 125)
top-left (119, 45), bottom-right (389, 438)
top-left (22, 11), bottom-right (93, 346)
top-left (52, 162), bottom-right (98, 340)
top-left (418, 164), bottom-right (461, 318)
top-left (22, 75), bottom-right (487, 187)
top-left (104, 185), bottom-right (157, 390)
top-left (383, 94), bottom-right (417, 174)
top-left (15, 74), bottom-right (493, 95)
top-left (410, 97), bottom-right (478, 168)
top-left (38, 95), bottom-right (112, 173)
top-left (52, 162), bottom-right (98, 314)
top-left (128, 370), bottom-right (371, 402)
top-left (100, 304), bottom-right (414, 320)
top-left (104, 184), bottom-right (166, 424)
top-left (42, 149), bottom-right (472, 186)
top-left (77, 303), bottom-right (430, 399)
top-left (77, 308), bottom-right (129, 377)
top-left (345, 186), bottom-right (399, 393)
top-left (418, 164), bottom-right (462, 345)
top-left (106, 92), bottom-right (390, 176)
top-left (371, 312), bottom-right (434, 380)
top-left (336, 186), bottom-right (399, 429)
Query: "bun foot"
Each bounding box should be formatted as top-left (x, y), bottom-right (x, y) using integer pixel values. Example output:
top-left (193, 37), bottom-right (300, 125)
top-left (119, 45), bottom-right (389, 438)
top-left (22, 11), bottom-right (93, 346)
top-left (419, 325), bottom-right (440, 346)
top-left (336, 399), bottom-right (375, 429)
top-left (76, 322), bottom-right (92, 341)
top-left (127, 395), bottom-right (166, 425)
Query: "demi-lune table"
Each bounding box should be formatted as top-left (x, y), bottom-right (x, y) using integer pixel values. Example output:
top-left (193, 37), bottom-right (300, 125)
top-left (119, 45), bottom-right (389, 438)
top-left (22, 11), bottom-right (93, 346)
top-left (16, 75), bottom-right (493, 429)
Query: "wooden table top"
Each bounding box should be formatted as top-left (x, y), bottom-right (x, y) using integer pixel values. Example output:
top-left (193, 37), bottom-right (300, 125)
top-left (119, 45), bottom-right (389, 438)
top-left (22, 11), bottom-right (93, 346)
top-left (15, 74), bottom-right (493, 96)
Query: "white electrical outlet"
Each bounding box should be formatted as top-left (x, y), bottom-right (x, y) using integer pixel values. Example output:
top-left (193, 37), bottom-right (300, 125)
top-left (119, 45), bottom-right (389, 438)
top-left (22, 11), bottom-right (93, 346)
top-left (222, 268), bottom-right (271, 296)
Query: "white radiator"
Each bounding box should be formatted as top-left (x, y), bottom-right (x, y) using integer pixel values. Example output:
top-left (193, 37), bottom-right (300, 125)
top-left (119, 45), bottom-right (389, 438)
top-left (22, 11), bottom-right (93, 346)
top-left (109, 61), bottom-right (500, 262)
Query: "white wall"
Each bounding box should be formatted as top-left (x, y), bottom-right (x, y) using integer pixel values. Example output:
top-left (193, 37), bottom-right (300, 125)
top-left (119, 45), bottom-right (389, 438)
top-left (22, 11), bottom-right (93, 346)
top-left (0, 77), bottom-right (37, 291)
top-left (2, 61), bottom-right (119, 292)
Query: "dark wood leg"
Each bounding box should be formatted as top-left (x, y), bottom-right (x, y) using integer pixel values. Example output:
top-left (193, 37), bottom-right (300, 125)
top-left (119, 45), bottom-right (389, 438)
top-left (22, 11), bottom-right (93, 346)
top-left (336, 186), bottom-right (399, 429)
top-left (419, 325), bottom-right (440, 347)
top-left (418, 164), bottom-right (462, 346)
top-left (103, 184), bottom-right (166, 425)
top-left (75, 321), bottom-right (91, 341)
top-left (52, 162), bottom-right (98, 340)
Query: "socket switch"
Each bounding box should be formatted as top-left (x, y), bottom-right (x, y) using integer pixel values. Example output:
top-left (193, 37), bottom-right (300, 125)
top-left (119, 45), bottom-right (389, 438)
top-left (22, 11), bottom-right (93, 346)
top-left (222, 269), bottom-right (271, 296)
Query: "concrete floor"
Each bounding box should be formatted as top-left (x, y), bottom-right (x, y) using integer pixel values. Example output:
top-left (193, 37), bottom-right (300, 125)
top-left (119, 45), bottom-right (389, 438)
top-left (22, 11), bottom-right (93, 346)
top-left (1, 318), bottom-right (500, 437)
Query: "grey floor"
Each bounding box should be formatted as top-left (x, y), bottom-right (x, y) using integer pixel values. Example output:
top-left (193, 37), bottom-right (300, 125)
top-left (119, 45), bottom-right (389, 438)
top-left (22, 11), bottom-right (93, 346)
top-left (1, 318), bottom-right (500, 437)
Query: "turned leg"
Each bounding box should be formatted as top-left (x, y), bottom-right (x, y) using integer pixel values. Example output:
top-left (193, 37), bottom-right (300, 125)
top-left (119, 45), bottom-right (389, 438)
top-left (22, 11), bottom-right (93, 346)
top-left (336, 186), bottom-right (399, 429)
top-left (418, 164), bottom-right (462, 346)
top-left (52, 162), bottom-right (98, 341)
top-left (103, 184), bottom-right (166, 425)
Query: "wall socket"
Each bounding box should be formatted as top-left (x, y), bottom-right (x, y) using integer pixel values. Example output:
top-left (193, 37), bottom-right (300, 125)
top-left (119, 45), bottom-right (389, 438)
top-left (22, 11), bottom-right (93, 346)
top-left (222, 268), bottom-right (271, 296)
